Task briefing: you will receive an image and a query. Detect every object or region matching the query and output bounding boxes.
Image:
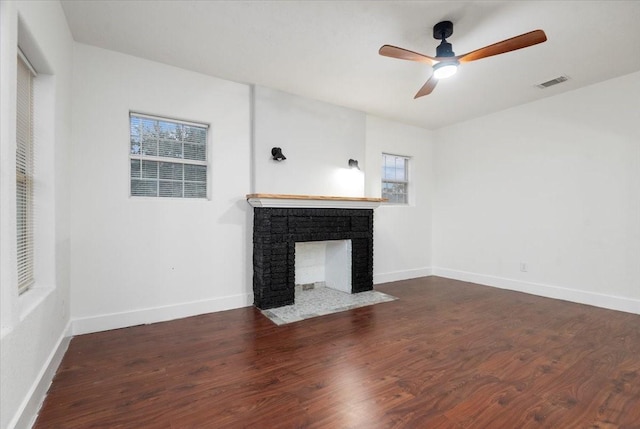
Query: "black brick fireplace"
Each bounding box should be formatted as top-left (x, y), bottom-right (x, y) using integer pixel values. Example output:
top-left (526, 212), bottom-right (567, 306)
top-left (251, 204), bottom-right (377, 310)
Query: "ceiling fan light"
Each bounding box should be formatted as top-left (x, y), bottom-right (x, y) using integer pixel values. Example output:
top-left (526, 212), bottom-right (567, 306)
top-left (433, 62), bottom-right (458, 80)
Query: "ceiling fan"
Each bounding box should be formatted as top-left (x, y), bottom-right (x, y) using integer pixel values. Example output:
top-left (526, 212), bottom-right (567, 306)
top-left (379, 21), bottom-right (547, 98)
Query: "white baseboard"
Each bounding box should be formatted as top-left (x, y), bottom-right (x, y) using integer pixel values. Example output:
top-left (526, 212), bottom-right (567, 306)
top-left (374, 267), bottom-right (433, 285)
top-left (71, 293), bottom-right (254, 336)
top-left (433, 267), bottom-right (640, 315)
top-left (10, 322), bottom-right (71, 429)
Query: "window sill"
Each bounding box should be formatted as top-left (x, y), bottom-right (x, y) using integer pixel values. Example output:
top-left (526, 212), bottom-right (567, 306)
top-left (128, 196), bottom-right (211, 202)
top-left (19, 285), bottom-right (54, 322)
top-left (381, 203), bottom-right (411, 207)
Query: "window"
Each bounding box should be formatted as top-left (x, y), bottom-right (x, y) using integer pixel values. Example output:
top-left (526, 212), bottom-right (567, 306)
top-left (381, 153), bottom-right (409, 204)
top-left (129, 113), bottom-right (208, 198)
top-left (16, 51), bottom-right (36, 294)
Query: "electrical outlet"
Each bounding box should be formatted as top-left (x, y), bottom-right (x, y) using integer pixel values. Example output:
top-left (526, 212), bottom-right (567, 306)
top-left (520, 262), bottom-right (528, 272)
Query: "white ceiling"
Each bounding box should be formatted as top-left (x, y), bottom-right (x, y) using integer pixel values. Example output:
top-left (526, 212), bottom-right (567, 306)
top-left (60, 1), bottom-right (640, 130)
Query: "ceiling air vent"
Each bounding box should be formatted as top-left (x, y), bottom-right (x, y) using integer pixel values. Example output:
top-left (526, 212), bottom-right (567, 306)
top-left (536, 75), bottom-right (569, 89)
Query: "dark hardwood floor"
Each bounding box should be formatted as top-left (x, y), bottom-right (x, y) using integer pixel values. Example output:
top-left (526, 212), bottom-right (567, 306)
top-left (34, 277), bottom-right (640, 428)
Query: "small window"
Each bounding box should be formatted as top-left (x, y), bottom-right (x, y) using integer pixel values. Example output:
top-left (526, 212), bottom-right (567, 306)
top-left (381, 153), bottom-right (409, 204)
top-left (16, 51), bottom-right (36, 294)
top-left (129, 113), bottom-right (208, 198)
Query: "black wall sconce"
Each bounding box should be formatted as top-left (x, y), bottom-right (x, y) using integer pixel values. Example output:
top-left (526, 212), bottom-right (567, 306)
top-left (348, 159), bottom-right (360, 170)
top-left (271, 147), bottom-right (286, 161)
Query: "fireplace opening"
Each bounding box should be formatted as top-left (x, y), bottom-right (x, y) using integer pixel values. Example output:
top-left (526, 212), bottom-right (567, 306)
top-left (295, 240), bottom-right (352, 294)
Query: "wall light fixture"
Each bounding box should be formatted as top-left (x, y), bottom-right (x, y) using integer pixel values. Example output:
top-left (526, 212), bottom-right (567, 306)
top-left (271, 147), bottom-right (286, 161)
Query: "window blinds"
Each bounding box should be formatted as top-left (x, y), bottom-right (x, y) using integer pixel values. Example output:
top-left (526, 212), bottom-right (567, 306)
top-left (16, 53), bottom-right (35, 294)
top-left (129, 113), bottom-right (208, 198)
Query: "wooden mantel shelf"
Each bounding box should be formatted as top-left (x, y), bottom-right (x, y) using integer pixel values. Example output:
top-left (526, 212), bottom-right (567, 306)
top-left (246, 194), bottom-right (387, 209)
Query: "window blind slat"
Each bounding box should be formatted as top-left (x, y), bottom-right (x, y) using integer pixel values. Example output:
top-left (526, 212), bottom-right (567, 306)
top-left (130, 112), bottom-right (209, 129)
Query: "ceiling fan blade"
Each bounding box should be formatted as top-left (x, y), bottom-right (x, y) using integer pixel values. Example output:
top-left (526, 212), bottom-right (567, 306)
top-left (414, 76), bottom-right (438, 98)
top-left (455, 29), bottom-right (547, 64)
top-left (379, 45), bottom-right (437, 65)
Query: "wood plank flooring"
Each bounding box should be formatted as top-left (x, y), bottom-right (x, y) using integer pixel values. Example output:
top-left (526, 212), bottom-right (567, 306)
top-left (34, 277), bottom-right (640, 428)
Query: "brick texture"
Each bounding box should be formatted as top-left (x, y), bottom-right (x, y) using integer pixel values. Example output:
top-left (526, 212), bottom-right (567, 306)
top-left (252, 208), bottom-right (374, 309)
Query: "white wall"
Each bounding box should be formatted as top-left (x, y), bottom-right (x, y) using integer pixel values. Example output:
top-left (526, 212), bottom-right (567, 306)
top-left (67, 45), bottom-right (436, 335)
top-left (252, 88), bottom-right (434, 286)
top-left (69, 44), bottom-right (252, 334)
top-left (433, 71), bottom-right (640, 313)
top-left (0, 1), bottom-right (73, 428)
top-left (253, 86), bottom-right (365, 197)
top-left (365, 116), bottom-right (434, 283)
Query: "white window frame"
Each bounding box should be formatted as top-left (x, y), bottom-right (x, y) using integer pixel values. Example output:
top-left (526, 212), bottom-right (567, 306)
top-left (16, 49), bottom-right (36, 294)
top-left (381, 153), bottom-right (410, 205)
top-left (129, 112), bottom-right (209, 199)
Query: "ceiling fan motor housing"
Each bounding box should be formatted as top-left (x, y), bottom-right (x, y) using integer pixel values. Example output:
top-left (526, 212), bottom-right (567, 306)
top-left (433, 21), bottom-right (455, 57)
top-left (436, 41), bottom-right (455, 57)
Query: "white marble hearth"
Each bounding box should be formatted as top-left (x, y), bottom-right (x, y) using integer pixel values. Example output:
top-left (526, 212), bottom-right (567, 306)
top-left (261, 285), bottom-right (397, 325)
